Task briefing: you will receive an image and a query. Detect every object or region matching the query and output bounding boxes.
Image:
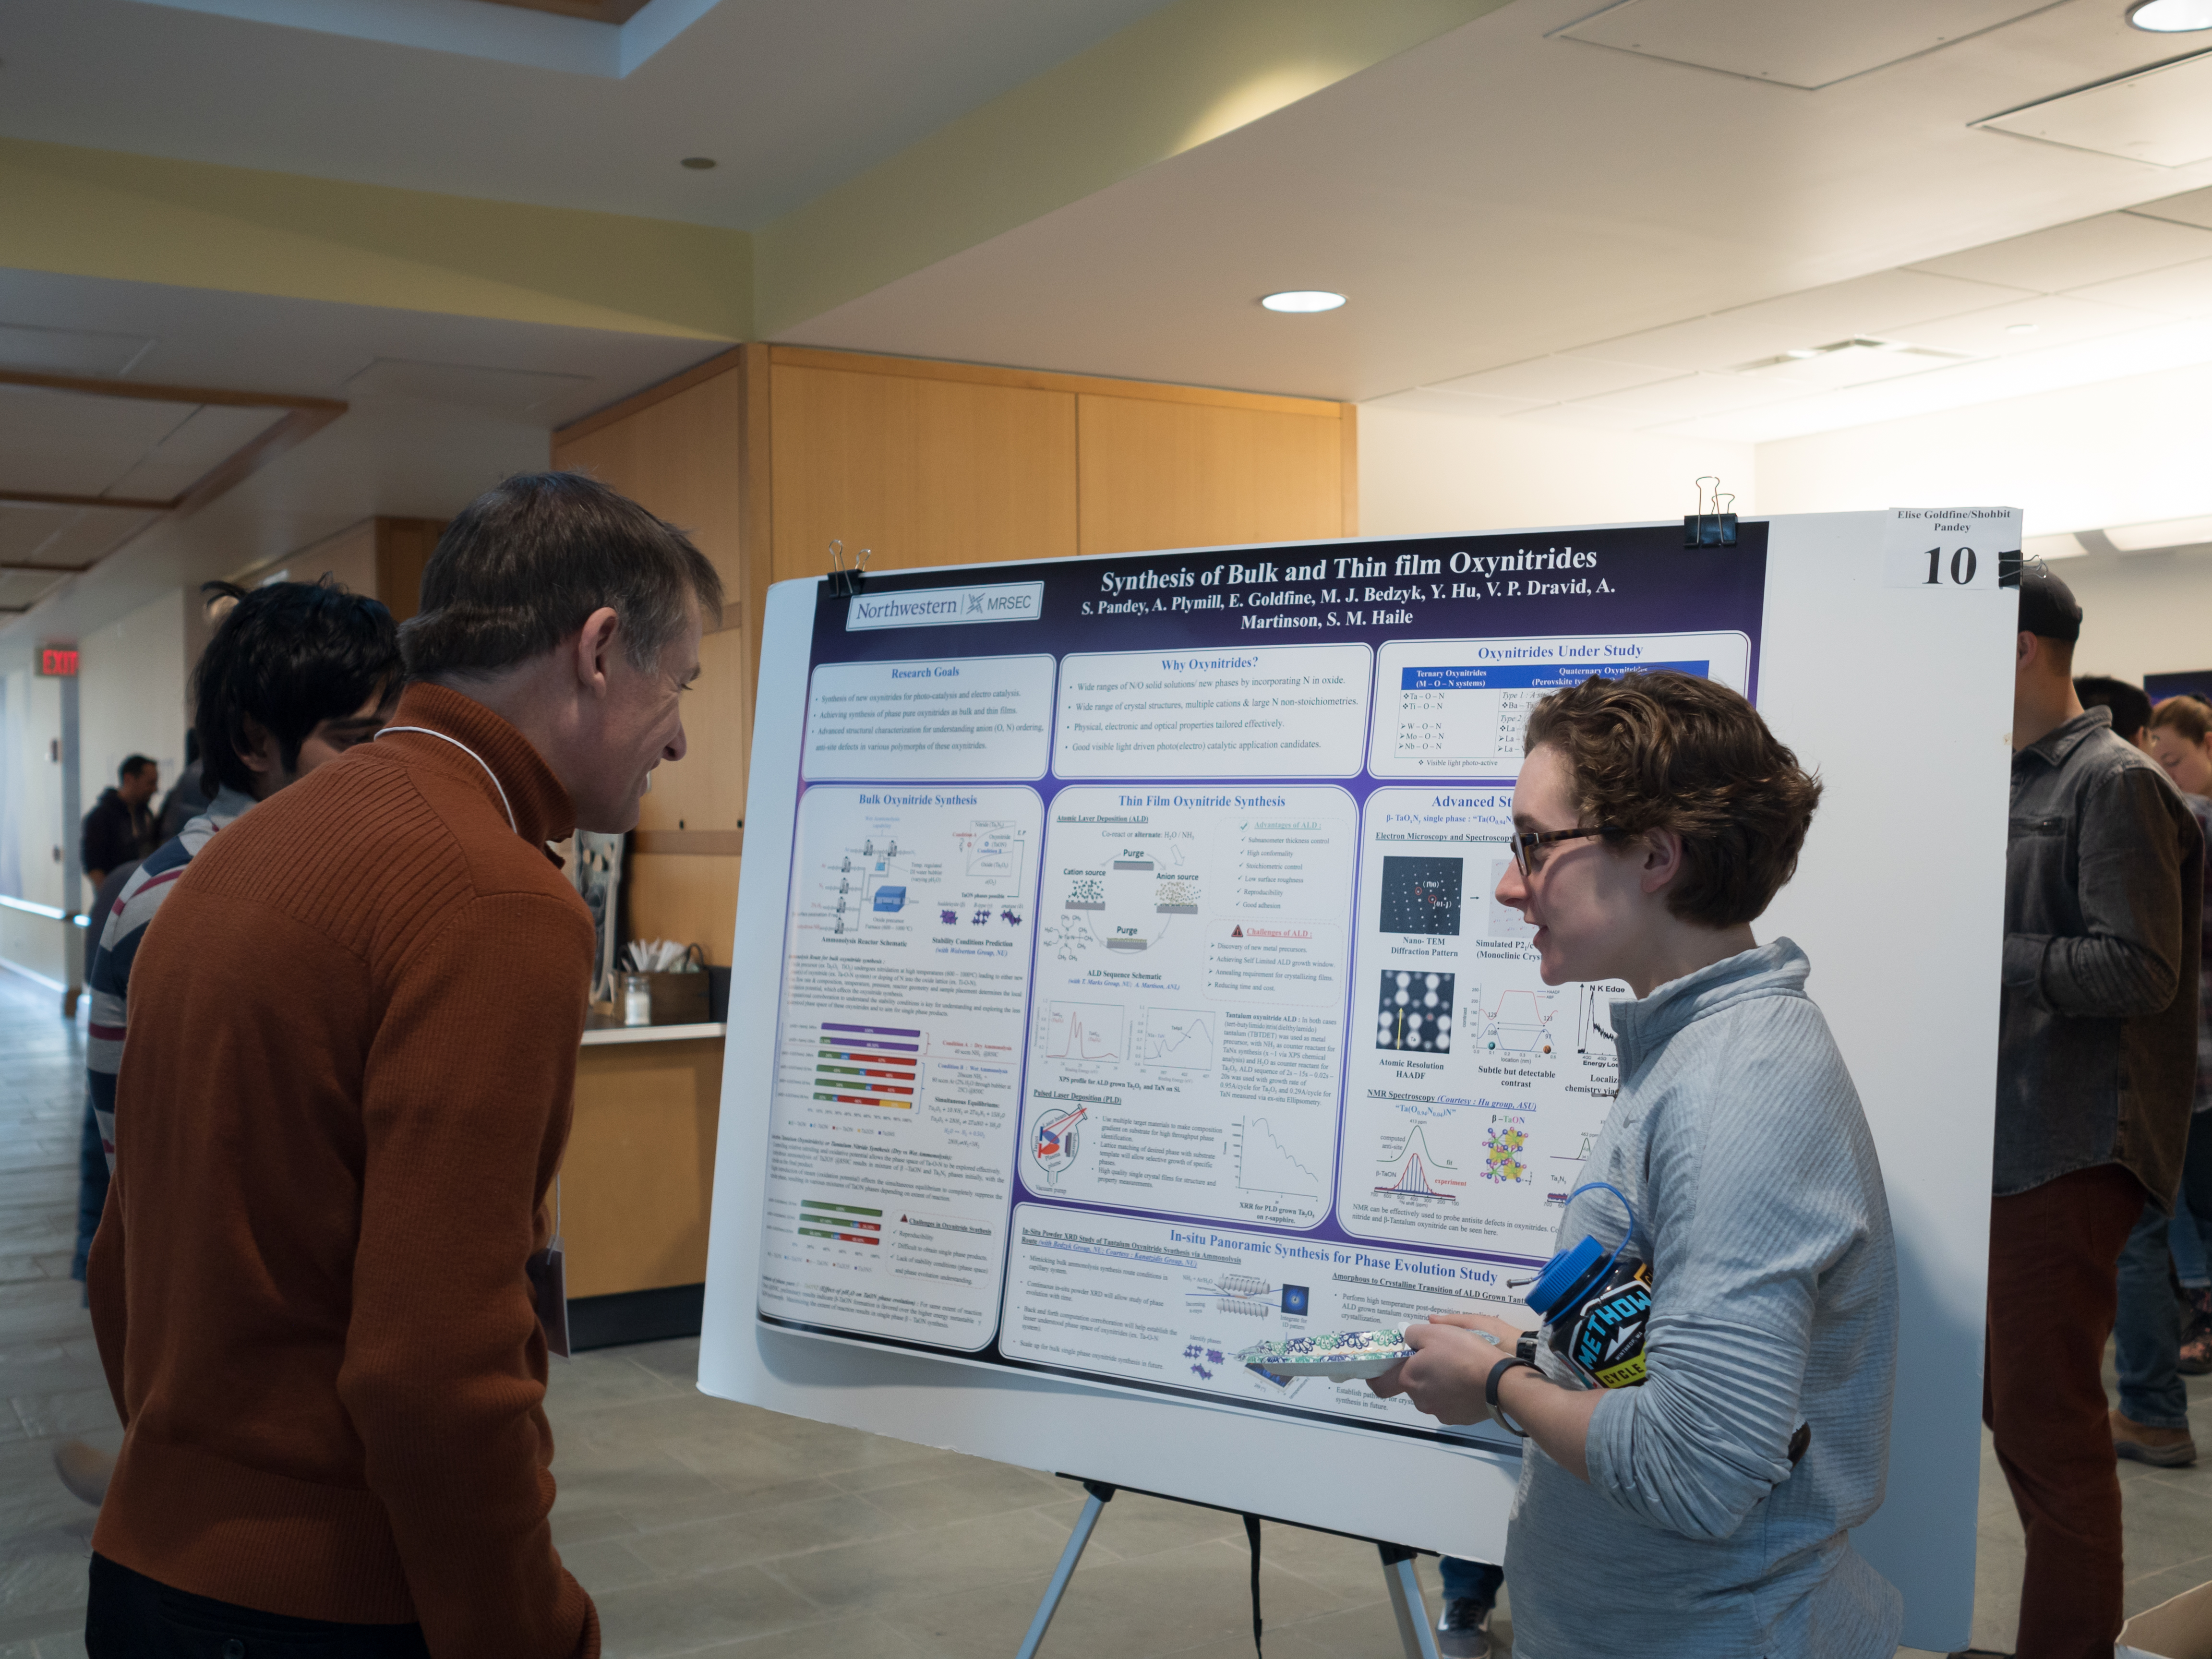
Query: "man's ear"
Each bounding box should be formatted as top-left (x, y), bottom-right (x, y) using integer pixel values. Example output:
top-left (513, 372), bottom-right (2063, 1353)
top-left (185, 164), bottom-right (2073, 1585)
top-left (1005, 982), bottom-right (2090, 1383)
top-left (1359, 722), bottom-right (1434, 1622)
top-left (238, 716), bottom-right (279, 779)
top-left (2016, 631), bottom-right (2036, 672)
top-left (570, 607), bottom-right (622, 695)
top-left (1637, 826), bottom-right (1684, 897)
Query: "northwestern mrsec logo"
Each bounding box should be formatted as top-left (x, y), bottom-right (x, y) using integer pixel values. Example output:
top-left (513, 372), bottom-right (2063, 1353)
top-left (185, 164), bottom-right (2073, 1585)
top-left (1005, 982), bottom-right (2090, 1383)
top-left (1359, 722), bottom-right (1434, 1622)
top-left (845, 582), bottom-right (1045, 631)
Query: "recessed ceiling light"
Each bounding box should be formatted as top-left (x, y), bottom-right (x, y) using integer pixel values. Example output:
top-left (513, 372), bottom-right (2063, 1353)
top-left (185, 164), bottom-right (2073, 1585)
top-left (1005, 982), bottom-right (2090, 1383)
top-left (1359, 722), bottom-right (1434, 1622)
top-left (1261, 290), bottom-right (1346, 313)
top-left (2007, 321), bottom-right (2041, 334)
top-left (2128, 0), bottom-right (2212, 29)
top-left (680, 156), bottom-right (717, 170)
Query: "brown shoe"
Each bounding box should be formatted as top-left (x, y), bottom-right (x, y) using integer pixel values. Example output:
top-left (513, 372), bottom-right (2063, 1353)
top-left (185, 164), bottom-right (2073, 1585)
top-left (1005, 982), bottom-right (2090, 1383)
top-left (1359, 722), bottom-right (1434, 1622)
top-left (52, 1439), bottom-right (113, 1505)
top-left (2112, 1408), bottom-right (2198, 1467)
top-left (2183, 1320), bottom-right (2212, 1377)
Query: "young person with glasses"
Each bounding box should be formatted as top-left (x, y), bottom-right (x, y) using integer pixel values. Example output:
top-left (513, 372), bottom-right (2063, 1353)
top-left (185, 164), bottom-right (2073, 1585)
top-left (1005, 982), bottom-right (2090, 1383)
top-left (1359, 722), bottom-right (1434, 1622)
top-left (1370, 669), bottom-right (1901, 1659)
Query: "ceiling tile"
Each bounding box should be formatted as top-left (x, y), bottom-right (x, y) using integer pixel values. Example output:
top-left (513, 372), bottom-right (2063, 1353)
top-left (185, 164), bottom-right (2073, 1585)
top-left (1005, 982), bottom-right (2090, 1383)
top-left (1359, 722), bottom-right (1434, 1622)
top-left (106, 405), bottom-right (289, 500)
top-left (1369, 387), bottom-right (1547, 419)
top-left (2131, 186), bottom-right (2212, 232)
top-left (0, 567), bottom-right (76, 609)
top-left (1576, 313), bottom-right (1819, 373)
top-left (0, 323), bottom-right (155, 378)
top-left (1427, 354), bottom-right (1676, 403)
top-left (0, 502), bottom-right (157, 570)
top-left (1907, 211), bottom-right (2212, 294)
top-left (0, 385), bottom-right (196, 498)
top-left (1896, 293), bottom-right (2161, 355)
top-left (1560, 370), bottom-right (1818, 423)
top-left (34, 506), bottom-right (163, 568)
top-left (1710, 269), bottom-right (2032, 345)
top-left (341, 358), bottom-right (594, 416)
top-left (1976, 49), bottom-right (2212, 169)
top-left (1506, 399), bottom-right (1675, 433)
top-left (1555, 0), bottom-right (2052, 90)
top-left (2067, 256), bottom-right (2212, 317)
top-left (0, 503), bottom-right (78, 563)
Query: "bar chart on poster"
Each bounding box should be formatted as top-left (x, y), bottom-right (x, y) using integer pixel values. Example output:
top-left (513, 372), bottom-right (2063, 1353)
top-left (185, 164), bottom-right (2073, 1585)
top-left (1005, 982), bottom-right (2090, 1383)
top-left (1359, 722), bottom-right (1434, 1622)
top-left (702, 511), bottom-right (2019, 1644)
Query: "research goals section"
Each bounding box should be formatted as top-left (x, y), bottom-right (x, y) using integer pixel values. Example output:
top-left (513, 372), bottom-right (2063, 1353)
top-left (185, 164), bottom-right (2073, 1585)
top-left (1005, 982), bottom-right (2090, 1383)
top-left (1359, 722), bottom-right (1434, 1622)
top-left (755, 526), bottom-right (1768, 1439)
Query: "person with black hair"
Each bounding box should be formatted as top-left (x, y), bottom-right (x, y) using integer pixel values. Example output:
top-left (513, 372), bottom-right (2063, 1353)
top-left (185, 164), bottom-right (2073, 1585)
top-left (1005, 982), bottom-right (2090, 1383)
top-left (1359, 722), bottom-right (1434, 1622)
top-left (54, 577), bottom-right (399, 1511)
top-left (80, 754), bottom-right (159, 890)
top-left (2074, 673), bottom-right (2154, 750)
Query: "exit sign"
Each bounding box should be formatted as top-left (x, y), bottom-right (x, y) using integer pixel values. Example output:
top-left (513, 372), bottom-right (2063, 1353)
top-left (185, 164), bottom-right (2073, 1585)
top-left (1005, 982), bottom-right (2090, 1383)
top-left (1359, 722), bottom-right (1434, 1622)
top-left (37, 647), bottom-right (77, 678)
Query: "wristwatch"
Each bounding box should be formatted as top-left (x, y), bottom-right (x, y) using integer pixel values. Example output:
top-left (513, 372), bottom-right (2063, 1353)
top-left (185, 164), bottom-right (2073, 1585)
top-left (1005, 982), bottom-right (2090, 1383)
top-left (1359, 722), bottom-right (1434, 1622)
top-left (1485, 1355), bottom-right (1536, 1437)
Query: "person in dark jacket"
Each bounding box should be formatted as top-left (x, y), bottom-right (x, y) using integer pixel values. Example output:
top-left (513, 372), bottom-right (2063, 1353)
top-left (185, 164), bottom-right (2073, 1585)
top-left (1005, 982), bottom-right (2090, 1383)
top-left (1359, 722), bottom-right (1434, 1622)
top-left (79, 757), bottom-right (160, 890)
top-left (1989, 565), bottom-right (2203, 1659)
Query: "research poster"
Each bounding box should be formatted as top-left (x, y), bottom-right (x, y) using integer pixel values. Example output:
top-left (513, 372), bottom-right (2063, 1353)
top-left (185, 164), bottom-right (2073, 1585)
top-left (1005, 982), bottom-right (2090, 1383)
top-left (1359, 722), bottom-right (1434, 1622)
top-left (754, 525), bottom-right (1767, 1443)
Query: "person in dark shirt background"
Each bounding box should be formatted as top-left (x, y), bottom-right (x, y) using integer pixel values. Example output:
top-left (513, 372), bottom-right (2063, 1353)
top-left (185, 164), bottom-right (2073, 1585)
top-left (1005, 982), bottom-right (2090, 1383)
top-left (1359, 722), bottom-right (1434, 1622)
top-left (79, 756), bottom-right (159, 890)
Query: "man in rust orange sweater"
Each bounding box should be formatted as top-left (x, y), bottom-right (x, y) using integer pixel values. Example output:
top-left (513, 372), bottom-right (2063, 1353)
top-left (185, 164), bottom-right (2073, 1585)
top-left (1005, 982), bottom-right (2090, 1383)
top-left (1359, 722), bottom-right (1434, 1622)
top-left (86, 472), bottom-right (721, 1657)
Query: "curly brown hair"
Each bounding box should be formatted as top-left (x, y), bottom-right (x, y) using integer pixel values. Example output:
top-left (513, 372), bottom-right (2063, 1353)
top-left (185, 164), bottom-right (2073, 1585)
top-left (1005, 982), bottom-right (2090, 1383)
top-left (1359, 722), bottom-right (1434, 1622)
top-left (1523, 670), bottom-right (1822, 928)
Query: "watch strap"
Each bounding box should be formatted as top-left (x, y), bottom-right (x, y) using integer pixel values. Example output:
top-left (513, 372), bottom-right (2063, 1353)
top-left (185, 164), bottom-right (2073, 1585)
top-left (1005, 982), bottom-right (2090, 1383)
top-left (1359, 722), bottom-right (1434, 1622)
top-left (1485, 1355), bottom-right (1536, 1436)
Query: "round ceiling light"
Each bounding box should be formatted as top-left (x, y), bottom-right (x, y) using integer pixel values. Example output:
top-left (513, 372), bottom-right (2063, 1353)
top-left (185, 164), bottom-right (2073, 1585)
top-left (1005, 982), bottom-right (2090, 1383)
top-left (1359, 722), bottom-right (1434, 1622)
top-left (1261, 290), bottom-right (1346, 313)
top-left (680, 156), bottom-right (718, 170)
top-left (2128, 0), bottom-right (2212, 30)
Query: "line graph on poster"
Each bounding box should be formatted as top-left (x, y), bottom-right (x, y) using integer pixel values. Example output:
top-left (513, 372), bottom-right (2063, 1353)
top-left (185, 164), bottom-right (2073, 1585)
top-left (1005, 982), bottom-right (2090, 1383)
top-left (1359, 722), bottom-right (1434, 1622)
top-left (1039, 1001), bottom-right (1123, 1063)
top-left (1482, 989), bottom-right (1557, 1056)
top-left (1135, 1007), bottom-right (1217, 1072)
top-left (1373, 1123), bottom-right (1463, 1203)
top-left (1234, 1116), bottom-right (1323, 1197)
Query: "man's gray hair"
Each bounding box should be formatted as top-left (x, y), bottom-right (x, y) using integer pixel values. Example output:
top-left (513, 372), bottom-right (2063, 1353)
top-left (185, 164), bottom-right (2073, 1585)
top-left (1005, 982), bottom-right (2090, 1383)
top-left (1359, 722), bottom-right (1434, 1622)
top-left (399, 471), bottom-right (723, 680)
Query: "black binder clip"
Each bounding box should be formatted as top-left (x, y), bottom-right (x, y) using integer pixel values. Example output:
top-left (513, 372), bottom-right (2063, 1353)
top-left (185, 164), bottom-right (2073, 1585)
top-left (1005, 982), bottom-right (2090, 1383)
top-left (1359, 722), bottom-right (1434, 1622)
top-left (1684, 476), bottom-right (1738, 548)
top-left (826, 539), bottom-right (872, 599)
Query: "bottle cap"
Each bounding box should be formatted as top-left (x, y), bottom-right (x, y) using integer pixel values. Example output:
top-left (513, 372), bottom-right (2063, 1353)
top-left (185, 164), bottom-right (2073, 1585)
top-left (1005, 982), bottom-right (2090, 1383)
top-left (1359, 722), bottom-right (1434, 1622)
top-left (1524, 1235), bottom-right (1609, 1317)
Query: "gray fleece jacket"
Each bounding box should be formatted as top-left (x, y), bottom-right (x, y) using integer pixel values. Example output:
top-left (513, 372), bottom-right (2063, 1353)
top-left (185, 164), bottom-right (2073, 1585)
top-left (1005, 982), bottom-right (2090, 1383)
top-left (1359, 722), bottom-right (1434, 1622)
top-left (1503, 939), bottom-right (1902, 1659)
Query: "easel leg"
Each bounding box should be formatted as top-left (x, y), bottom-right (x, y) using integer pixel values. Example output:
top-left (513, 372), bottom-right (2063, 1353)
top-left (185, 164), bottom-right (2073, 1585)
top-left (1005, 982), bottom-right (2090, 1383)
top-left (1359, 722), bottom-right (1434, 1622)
top-left (1379, 1544), bottom-right (1442, 1659)
top-left (1014, 1483), bottom-right (1114, 1659)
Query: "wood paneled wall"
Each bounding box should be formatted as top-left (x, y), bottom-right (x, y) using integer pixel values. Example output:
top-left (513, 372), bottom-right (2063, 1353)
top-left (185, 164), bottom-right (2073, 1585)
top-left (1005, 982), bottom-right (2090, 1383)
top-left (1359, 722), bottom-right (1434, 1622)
top-left (552, 344), bottom-right (1353, 970)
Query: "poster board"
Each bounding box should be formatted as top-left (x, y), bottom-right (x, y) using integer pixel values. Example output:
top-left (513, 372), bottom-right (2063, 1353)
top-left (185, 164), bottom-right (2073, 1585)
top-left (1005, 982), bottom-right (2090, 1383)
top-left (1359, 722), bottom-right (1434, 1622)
top-left (699, 510), bottom-right (2017, 1651)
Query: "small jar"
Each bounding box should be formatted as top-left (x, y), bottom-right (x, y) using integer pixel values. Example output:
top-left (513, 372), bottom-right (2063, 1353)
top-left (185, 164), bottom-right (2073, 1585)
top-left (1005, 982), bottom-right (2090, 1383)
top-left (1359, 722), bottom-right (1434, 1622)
top-left (622, 972), bottom-right (653, 1027)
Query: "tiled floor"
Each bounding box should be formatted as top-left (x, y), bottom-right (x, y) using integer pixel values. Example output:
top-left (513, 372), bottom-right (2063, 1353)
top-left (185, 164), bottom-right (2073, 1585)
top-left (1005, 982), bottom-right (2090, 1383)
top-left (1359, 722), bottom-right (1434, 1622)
top-left (2, 962), bottom-right (2209, 1657)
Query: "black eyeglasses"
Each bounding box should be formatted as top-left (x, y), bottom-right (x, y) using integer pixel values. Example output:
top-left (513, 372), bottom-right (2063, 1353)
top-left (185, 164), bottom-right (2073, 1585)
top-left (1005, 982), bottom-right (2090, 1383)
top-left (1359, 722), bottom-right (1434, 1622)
top-left (1507, 825), bottom-right (1622, 880)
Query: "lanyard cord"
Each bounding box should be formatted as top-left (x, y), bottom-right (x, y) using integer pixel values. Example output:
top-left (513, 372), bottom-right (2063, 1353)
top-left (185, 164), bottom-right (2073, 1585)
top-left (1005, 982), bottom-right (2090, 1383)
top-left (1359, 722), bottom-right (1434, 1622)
top-left (375, 726), bottom-right (518, 834)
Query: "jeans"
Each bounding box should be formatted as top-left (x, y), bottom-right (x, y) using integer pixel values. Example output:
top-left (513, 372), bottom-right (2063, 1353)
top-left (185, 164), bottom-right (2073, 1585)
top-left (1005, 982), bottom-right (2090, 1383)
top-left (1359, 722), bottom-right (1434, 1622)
top-left (1986, 1162), bottom-right (2145, 1659)
top-left (2116, 1111), bottom-right (2212, 1429)
top-left (86, 1553), bottom-right (432, 1658)
top-left (1439, 1556), bottom-right (1503, 1610)
top-left (2176, 1200), bottom-right (2208, 1287)
top-left (71, 1095), bottom-right (107, 1283)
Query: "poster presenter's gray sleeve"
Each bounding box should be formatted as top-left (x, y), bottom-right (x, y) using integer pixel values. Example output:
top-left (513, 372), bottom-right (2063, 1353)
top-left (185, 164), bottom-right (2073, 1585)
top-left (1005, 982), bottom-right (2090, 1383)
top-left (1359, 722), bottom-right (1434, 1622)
top-left (1583, 998), bottom-right (1881, 1536)
top-left (1506, 943), bottom-right (1902, 1659)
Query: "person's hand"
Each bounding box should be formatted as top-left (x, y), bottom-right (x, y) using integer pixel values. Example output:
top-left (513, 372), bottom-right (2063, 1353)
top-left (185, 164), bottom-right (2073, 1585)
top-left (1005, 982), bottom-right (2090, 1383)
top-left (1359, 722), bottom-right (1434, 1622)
top-left (1365, 1314), bottom-right (1528, 1425)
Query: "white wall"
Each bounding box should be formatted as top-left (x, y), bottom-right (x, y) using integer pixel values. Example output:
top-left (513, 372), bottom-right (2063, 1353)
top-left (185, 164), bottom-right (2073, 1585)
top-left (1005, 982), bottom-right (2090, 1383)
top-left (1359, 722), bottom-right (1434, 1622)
top-left (1359, 363), bottom-right (2212, 695)
top-left (78, 588), bottom-right (189, 876)
top-left (0, 669), bottom-right (66, 908)
top-left (2050, 548), bottom-right (2212, 687)
top-left (1357, 393), bottom-right (1756, 536)
top-left (1757, 360), bottom-right (2212, 540)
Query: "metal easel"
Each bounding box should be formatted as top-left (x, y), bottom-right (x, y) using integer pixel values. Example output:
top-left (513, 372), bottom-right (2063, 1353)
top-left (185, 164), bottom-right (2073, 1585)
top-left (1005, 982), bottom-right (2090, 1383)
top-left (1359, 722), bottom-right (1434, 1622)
top-left (1013, 1478), bottom-right (1443, 1659)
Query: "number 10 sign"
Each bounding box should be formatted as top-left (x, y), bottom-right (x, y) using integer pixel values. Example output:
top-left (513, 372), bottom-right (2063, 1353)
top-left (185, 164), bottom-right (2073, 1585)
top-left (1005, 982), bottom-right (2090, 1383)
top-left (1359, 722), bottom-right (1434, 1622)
top-left (1883, 506), bottom-right (2022, 590)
